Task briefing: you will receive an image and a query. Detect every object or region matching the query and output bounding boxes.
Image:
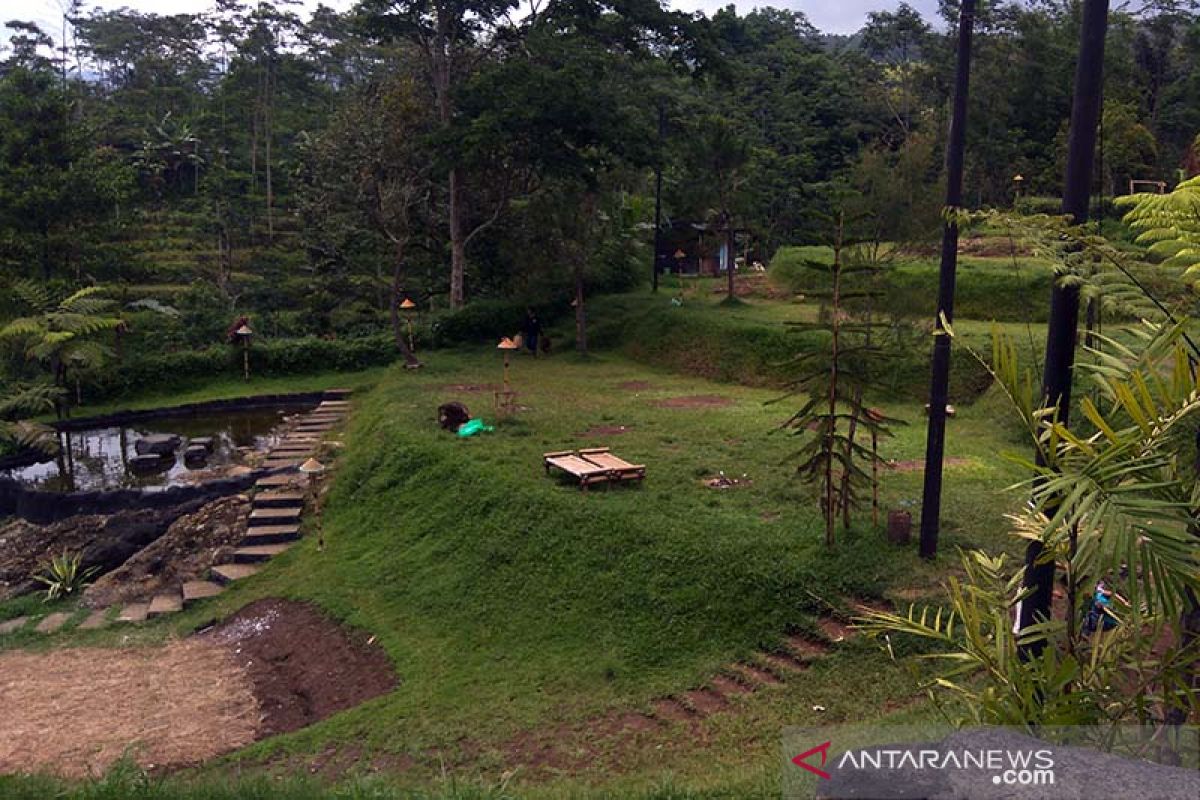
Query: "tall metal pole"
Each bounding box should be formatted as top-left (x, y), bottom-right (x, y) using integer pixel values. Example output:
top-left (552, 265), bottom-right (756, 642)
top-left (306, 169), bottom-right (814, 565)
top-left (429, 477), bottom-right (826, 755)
top-left (919, 0), bottom-right (976, 560)
top-left (1017, 0), bottom-right (1110, 660)
top-left (652, 105), bottom-right (664, 293)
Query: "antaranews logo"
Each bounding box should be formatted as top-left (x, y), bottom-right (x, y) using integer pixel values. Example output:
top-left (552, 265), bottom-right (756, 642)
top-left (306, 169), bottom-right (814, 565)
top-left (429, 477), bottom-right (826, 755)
top-left (790, 741), bottom-right (832, 780)
top-left (790, 740), bottom-right (1056, 788)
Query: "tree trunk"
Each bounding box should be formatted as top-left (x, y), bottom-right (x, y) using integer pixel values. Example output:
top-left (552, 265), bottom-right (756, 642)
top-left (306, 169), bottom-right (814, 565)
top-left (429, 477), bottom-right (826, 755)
top-left (389, 242), bottom-right (422, 369)
top-left (725, 213), bottom-right (736, 299)
top-left (574, 260), bottom-right (587, 355)
top-left (449, 167), bottom-right (466, 308)
top-left (1017, 0), bottom-right (1109, 662)
top-left (919, 0), bottom-right (976, 560)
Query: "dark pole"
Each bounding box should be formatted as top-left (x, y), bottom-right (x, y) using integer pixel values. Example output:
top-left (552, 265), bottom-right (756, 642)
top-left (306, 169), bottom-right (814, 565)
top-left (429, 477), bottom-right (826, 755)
top-left (652, 105), bottom-right (665, 293)
top-left (1017, 0), bottom-right (1110, 660)
top-left (918, 0), bottom-right (976, 560)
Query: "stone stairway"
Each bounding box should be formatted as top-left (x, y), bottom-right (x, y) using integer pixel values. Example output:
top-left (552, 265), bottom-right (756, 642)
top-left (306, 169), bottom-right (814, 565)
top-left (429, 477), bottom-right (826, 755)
top-left (0, 391), bottom-right (350, 638)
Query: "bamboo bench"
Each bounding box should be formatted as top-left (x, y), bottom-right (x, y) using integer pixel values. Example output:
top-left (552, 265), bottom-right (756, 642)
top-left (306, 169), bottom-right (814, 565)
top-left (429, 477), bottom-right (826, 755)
top-left (543, 448), bottom-right (646, 490)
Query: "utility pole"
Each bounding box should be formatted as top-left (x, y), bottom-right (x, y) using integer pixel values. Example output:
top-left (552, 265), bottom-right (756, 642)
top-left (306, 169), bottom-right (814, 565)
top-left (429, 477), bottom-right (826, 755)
top-left (1017, 0), bottom-right (1110, 660)
top-left (919, 0), bottom-right (976, 559)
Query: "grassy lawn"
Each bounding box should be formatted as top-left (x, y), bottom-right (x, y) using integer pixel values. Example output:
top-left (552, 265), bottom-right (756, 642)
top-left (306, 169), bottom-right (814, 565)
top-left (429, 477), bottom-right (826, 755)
top-left (6, 347), bottom-right (1031, 796)
top-left (1, 280), bottom-right (1064, 797)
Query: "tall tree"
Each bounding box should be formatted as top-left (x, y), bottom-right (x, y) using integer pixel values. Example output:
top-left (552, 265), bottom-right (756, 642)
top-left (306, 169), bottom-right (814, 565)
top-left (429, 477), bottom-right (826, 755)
top-left (919, 0), bottom-right (976, 560)
top-left (1017, 0), bottom-right (1111, 661)
top-left (357, 0), bottom-right (516, 309)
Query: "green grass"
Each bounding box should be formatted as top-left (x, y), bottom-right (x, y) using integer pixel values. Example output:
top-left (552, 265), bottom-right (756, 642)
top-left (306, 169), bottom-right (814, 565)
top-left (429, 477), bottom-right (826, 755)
top-left (5, 348), bottom-right (1027, 795)
top-left (1, 276), bottom-right (1071, 796)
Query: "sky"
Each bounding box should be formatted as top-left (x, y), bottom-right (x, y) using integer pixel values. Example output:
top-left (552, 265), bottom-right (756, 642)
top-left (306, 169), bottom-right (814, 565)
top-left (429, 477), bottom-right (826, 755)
top-left (4, 0), bottom-right (942, 44)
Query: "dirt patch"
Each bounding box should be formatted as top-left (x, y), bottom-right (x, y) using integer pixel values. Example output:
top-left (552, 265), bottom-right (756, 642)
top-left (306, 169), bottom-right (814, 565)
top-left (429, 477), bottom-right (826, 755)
top-left (201, 598), bottom-right (397, 737)
top-left (887, 457), bottom-right (972, 473)
top-left (85, 495), bottom-right (250, 608)
top-left (615, 380), bottom-right (654, 392)
top-left (958, 235), bottom-right (1031, 258)
top-left (439, 383), bottom-right (498, 393)
top-left (653, 395), bottom-right (733, 409)
top-left (0, 639), bottom-right (258, 778)
top-left (575, 424), bottom-right (633, 437)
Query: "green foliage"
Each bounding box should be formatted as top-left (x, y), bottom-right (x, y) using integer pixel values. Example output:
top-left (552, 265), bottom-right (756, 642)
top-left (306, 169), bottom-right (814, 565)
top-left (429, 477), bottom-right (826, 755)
top-left (861, 322), bottom-right (1200, 730)
top-left (1116, 175), bottom-right (1200, 275)
top-left (34, 551), bottom-right (99, 602)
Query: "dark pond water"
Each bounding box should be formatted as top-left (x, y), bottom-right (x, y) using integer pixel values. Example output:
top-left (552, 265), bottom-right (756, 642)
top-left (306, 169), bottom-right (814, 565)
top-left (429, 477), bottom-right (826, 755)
top-left (2, 405), bottom-right (310, 493)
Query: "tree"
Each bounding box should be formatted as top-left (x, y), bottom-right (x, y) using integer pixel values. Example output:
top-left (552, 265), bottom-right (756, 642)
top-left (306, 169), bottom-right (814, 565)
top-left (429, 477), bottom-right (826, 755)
top-left (302, 72), bottom-right (432, 367)
top-left (919, 0), bottom-right (976, 560)
top-left (862, 2), bottom-right (933, 139)
top-left (1018, 0), bottom-right (1111, 662)
top-left (0, 282), bottom-right (121, 418)
top-left (357, 0), bottom-right (517, 309)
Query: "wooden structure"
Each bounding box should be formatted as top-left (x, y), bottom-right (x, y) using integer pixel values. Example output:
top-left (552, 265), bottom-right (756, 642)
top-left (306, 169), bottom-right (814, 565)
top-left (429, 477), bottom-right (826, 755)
top-left (543, 447), bottom-right (646, 490)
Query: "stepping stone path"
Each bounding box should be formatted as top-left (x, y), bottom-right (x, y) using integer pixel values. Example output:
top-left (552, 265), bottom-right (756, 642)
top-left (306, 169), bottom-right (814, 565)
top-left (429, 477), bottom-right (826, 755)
top-left (4, 391), bottom-right (353, 637)
top-left (628, 600), bottom-right (889, 730)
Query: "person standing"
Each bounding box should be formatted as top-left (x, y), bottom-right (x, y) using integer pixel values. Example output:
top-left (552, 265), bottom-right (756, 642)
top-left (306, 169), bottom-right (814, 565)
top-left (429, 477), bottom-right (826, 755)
top-left (522, 308), bottom-right (542, 357)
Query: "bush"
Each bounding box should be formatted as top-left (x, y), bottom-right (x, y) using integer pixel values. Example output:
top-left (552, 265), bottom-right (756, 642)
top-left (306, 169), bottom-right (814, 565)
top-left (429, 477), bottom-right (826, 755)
top-left (433, 298), bottom-right (569, 346)
top-left (85, 335), bottom-right (400, 399)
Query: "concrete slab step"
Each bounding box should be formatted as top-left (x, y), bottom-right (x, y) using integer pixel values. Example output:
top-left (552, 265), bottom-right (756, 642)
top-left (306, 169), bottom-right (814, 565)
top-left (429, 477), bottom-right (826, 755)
top-left (254, 490), bottom-right (305, 507)
top-left (233, 543), bottom-right (294, 563)
top-left (321, 389), bottom-right (352, 399)
top-left (147, 593), bottom-right (183, 618)
top-left (118, 602), bottom-right (150, 623)
top-left (35, 612), bottom-right (73, 634)
top-left (182, 580), bottom-right (224, 607)
top-left (211, 563), bottom-right (261, 585)
top-left (79, 609), bottom-right (111, 630)
top-left (0, 616), bottom-right (29, 635)
top-left (243, 524), bottom-right (302, 545)
top-left (256, 474), bottom-right (300, 488)
top-left (270, 446), bottom-right (312, 454)
top-left (262, 459), bottom-right (302, 469)
top-left (250, 506), bottom-right (302, 521)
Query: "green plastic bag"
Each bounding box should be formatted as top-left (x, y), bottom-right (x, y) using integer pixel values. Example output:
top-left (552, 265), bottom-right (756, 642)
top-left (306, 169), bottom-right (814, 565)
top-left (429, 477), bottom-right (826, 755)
top-left (456, 418), bottom-right (495, 437)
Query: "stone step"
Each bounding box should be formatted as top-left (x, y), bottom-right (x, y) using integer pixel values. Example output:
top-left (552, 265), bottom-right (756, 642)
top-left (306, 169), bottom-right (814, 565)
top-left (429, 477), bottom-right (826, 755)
top-left (303, 413), bottom-right (343, 421)
top-left (35, 612), bottom-right (73, 634)
top-left (0, 616), bottom-right (29, 635)
top-left (233, 543), bottom-right (294, 563)
top-left (250, 506), bottom-right (302, 521)
top-left (271, 446), bottom-right (312, 455)
top-left (256, 474), bottom-right (300, 488)
top-left (262, 459), bottom-right (302, 469)
top-left (243, 524), bottom-right (302, 544)
top-left (254, 490), bottom-right (305, 507)
top-left (182, 580), bottom-right (224, 607)
top-left (211, 562), bottom-right (261, 585)
top-left (147, 592), bottom-right (183, 618)
top-left (320, 389), bottom-right (352, 399)
top-left (79, 609), bottom-right (111, 630)
top-left (118, 602), bottom-right (150, 623)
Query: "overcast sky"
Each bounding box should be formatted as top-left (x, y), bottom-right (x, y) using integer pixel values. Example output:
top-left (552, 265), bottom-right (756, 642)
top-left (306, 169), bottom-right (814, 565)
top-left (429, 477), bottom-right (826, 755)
top-left (4, 1), bottom-right (942, 45)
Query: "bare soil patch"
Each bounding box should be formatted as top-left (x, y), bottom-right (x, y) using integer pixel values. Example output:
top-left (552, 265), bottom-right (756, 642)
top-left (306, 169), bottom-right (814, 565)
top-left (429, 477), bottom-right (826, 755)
top-left (0, 639), bottom-right (258, 778)
top-left (616, 380), bottom-right (654, 392)
top-left (0, 598), bottom-right (396, 777)
top-left (85, 495), bottom-right (250, 608)
top-left (575, 424), bottom-right (633, 437)
top-left (653, 395), bottom-right (733, 409)
top-left (439, 383), bottom-right (498, 393)
top-left (201, 598), bottom-right (397, 737)
top-left (887, 457), bottom-right (972, 473)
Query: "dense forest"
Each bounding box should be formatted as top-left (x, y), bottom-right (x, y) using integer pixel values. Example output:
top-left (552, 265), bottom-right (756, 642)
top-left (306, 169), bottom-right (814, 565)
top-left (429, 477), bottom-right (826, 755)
top-left (1, 0), bottom-right (1198, 401)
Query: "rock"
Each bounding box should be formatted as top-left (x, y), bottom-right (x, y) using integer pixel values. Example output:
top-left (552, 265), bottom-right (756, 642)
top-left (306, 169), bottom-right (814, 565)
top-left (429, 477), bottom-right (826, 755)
top-left (134, 434), bottom-right (181, 456)
top-left (129, 453), bottom-right (169, 473)
top-left (183, 445), bottom-right (209, 467)
top-left (0, 500), bottom-right (206, 602)
top-left (83, 495), bottom-right (250, 608)
top-left (189, 436), bottom-right (215, 453)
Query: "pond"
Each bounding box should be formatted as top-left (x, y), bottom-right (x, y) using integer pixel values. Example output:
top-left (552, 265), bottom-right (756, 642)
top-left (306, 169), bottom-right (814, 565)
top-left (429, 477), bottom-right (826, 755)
top-left (2, 405), bottom-right (308, 493)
